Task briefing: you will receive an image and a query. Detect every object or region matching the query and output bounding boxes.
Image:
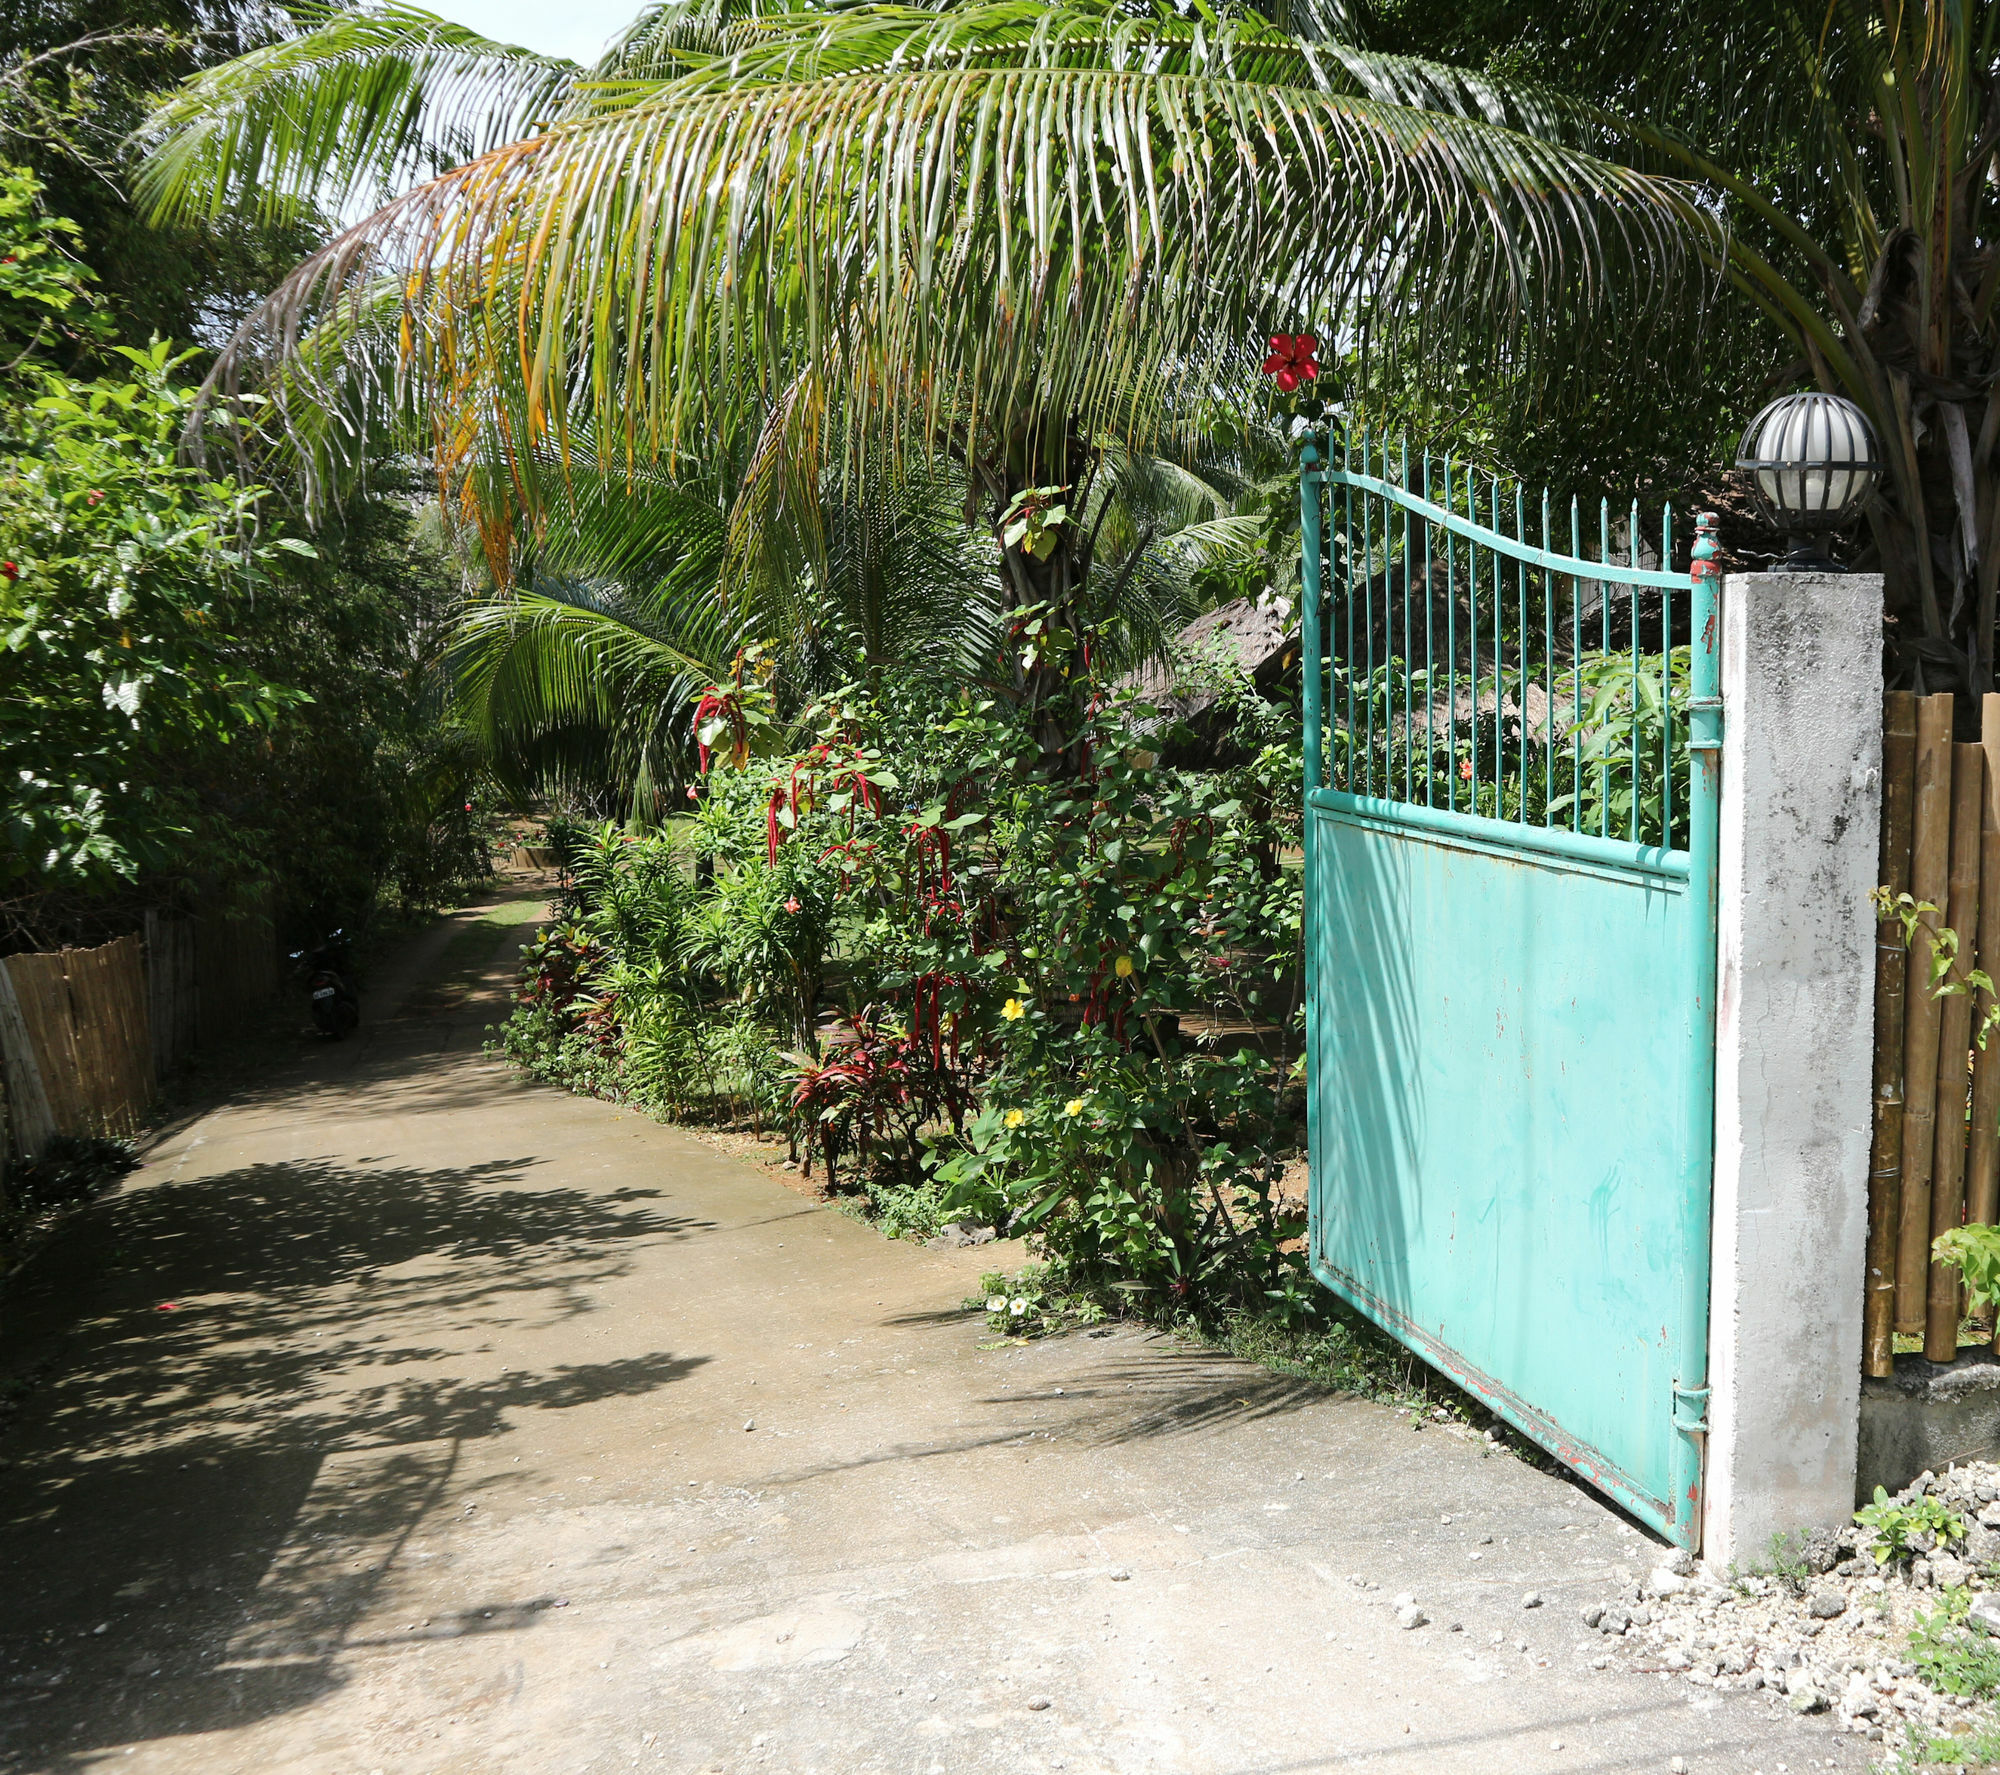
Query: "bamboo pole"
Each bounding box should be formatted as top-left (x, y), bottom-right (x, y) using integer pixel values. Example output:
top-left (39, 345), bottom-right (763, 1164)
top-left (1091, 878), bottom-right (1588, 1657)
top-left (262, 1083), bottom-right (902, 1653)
top-left (1927, 742), bottom-right (1988, 1358)
top-left (1969, 694), bottom-right (2000, 1249)
top-left (1899, 694), bottom-right (1957, 1329)
top-left (1972, 824), bottom-right (2000, 1229)
top-left (1867, 691), bottom-right (1919, 1375)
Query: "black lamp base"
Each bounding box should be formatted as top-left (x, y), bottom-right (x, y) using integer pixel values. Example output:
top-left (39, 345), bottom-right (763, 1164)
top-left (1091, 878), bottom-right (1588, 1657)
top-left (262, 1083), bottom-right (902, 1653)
top-left (1776, 535), bottom-right (1846, 573)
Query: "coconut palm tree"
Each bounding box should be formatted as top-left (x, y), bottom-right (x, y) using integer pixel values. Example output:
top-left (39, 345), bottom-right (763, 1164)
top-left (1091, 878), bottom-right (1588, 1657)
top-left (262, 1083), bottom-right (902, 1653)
top-left (136, 0), bottom-right (1713, 739)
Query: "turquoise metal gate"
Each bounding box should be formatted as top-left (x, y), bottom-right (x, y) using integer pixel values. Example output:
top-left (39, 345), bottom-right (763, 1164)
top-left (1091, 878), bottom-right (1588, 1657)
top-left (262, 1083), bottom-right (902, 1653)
top-left (1300, 439), bottom-right (1721, 1547)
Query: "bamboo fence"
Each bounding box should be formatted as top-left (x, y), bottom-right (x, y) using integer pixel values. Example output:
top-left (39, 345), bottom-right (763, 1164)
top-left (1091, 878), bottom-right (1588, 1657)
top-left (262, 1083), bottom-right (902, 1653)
top-left (0, 936), bottom-right (154, 1159)
top-left (193, 888), bottom-right (278, 1041)
top-left (144, 910), bottom-right (198, 1079)
top-left (0, 891), bottom-right (278, 1168)
top-left (1868, 691), bottom-right (2000, 1372)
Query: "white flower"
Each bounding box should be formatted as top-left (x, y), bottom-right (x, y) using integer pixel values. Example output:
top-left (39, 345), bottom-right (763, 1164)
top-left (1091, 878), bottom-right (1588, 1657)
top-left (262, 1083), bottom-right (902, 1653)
top-left (1009, 1298), bottom-right (1028, 1317)
top-left (986, 1296), bottom-right (1007, 1313)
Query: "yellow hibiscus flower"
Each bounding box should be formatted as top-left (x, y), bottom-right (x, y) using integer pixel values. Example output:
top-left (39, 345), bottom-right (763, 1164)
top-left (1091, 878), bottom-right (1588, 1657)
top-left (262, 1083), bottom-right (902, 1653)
top-left (1114, 955), bottom-right (1135, 978)
top-left (1004, 1108), bottom-right (1026, 1128)
top-left (1001, 997), bottom-right (1026, 1021)
top-left (1064, 1098), bottom-right (1086, 1117)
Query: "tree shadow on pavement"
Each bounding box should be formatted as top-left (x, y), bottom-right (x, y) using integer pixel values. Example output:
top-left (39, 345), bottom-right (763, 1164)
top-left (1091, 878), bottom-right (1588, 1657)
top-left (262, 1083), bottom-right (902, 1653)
top-left (0, 1156), bottom-right (713, 1773)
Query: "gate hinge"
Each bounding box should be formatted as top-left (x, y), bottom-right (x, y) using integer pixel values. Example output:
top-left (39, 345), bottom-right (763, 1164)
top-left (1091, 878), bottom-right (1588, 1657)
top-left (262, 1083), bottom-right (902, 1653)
top-left (1673, 1382), bottom-right (1711, 1435)
top-left (1687, 696), bottom-right (1724, 752)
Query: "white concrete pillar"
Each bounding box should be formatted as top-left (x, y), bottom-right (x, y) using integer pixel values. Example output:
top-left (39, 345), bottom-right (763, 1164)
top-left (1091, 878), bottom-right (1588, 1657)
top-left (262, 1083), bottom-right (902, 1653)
top-left (1704, 571), bottom-right (1882, 1569)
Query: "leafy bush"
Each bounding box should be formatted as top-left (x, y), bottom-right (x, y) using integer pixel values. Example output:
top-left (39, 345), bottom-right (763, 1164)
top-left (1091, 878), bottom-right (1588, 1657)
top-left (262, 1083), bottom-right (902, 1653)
top-left (974, 1266), bottom-right (1109, 1338)
top-left (0, 164), bottom-right (498, 930)
top-left (0, 170), bottom-right (310, 886)
top-left (1935, 1223), bottom-right (2000, 1322)
top-left (498, 639), bottom-right (1310, 1321)
top-left (1332, 644), bottom-right (1690, 850)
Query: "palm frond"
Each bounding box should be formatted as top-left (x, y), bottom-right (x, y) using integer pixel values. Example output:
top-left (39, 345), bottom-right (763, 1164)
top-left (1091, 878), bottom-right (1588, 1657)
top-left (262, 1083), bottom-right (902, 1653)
top-left (455, 574), bottom-right (737, 806)
top-left (135, 0), bottom-right (580, 226)
top-left (192, 42), bottom-right (1720, 497)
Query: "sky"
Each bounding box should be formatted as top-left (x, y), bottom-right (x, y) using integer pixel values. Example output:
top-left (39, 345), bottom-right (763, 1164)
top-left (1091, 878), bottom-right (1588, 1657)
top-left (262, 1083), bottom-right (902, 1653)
top-left (420, 0), bottom-right (636, 65)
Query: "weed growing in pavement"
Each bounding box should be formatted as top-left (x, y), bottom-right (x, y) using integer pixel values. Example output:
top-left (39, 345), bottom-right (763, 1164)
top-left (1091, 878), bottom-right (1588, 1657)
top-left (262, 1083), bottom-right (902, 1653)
top-left (967, 1268), bottom-right (1109, 1340)
top-left (1201, 1302), bottom-right (1455, 1406)
top-left (1909, 1591), bottom-right (2000, 1701)
top-left (832, 1170), bottom-right (960, 1244)
top-left (1763, 1528), bottom-right (1816, 1593)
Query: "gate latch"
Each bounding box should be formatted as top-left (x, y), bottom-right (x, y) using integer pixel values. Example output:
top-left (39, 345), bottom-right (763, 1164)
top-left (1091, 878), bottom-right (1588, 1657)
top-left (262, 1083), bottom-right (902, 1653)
top-left (1673, 1382), bottom-right (1711, 1435)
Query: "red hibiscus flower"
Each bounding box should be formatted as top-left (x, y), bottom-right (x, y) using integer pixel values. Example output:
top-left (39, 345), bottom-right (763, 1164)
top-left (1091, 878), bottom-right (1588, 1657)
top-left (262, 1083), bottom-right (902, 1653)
top-left (1262, 332), bottom-right (1320, 393)
top-left (0, 562), bottom-right (17, 583)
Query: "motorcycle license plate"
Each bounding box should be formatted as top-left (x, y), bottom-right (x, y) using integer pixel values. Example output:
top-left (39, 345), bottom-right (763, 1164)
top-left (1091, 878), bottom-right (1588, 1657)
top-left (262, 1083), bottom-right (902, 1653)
top-left (312, 986), bottom-right (337, 1000)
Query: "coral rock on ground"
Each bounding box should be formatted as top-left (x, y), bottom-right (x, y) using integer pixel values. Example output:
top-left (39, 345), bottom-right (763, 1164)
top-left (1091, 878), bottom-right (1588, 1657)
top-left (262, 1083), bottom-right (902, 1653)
top-left (1587, 1459), bottom-right (2000, 1763)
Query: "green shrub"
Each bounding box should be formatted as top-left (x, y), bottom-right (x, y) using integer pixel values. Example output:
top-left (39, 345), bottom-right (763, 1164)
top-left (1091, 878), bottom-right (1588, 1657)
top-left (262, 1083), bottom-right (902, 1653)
top-left (499, 641), bottom-right (1309, 1321)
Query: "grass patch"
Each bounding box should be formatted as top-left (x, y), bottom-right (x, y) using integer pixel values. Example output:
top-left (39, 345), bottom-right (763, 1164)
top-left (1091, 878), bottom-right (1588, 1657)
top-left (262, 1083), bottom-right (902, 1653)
top-left (829, 1170), bottom-right (963, 1244)
top-left (1202, 1304), bottom-right (1471, 1409)
top-left (407, 894), bottom-right (550, 1010)
top-left (1894, 1320), bottom-right (1994, 1355)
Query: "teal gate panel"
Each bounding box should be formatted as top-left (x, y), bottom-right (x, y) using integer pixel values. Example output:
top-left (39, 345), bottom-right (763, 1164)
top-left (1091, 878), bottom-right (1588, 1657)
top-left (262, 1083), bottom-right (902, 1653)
top-left (1299, 440), bottom-right (1721, 1547)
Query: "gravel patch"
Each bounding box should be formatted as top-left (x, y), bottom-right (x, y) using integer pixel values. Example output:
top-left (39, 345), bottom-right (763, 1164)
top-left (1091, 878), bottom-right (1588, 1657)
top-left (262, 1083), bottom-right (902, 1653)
top-left (1569, 1461), bottom-right (2000, 1759)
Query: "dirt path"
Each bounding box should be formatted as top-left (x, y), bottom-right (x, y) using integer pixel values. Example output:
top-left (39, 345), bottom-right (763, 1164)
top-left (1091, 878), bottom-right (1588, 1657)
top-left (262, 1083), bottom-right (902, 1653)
top-left (0, 890), bottom-right (1870, 1775)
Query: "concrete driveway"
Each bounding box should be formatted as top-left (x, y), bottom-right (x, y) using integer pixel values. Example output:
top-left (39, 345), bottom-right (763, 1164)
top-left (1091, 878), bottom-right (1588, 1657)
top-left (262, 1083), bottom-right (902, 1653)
top-left (0, 887), bottom-right (1871, 1774)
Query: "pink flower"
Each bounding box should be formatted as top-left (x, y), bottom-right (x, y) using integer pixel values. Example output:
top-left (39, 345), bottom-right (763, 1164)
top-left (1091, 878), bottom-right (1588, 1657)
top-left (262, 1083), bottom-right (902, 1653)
top-left (784, 897), bottom-right (801, 913)
top-left (1458, 760), bottom-right (1473, 782)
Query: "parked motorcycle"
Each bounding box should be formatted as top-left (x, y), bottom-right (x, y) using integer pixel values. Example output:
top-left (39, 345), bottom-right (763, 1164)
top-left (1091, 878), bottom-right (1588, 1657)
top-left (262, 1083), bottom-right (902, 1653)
top-left (292, 931), bottom-right (360, 1039)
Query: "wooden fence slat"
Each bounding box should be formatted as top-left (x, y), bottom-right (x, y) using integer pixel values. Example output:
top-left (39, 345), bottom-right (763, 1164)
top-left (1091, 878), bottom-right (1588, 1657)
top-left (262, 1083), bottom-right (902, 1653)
top-left (0, 963), bottom-right (55, 1165)
top-left (5, 953), bottom-right (85, 1136)
top-left (1969, 697), bottom-right (2000, 1241)
top-left (1927, 744), bottom-right (1988, 1357)
top-left (145, 911), bottom-right (197, 1077)
top-left (67, 946), bottom-right (119, 1129)
top-left (0, 937), bottom-right (154, 1150)
top-left (117, 936), bottom-right (151, 1110)
top-left (1868, 690), bottom-right (1920, 1375)
top-left (100, 936), bottom-right (151, 1129)
top-left (1900, 694), bottom-right (1958, 1329)
top-left (196, 886), bottom-right (277, 1043)
top-left (112, 934), bottom-right (151, 1126)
